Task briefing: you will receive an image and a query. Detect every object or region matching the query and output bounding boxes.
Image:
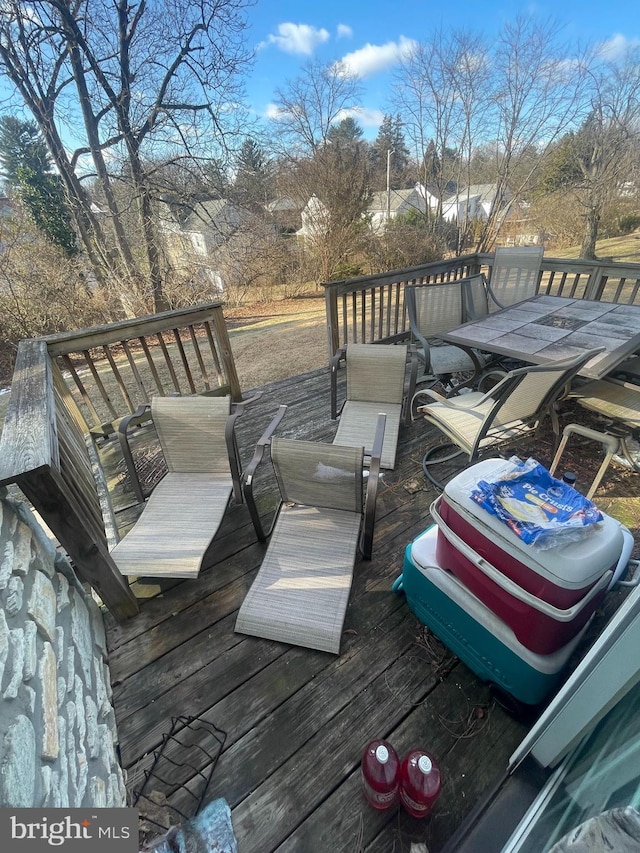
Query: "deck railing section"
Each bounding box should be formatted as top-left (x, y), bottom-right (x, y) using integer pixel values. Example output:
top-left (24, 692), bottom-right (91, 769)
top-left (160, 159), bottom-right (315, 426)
top-left (0, 301), bottom-right (244, 622)
top-left (0, 340), bottom-right (139, 622)
top-left (43, 302), bottom-right (241, 436)
top-left (323, 256), bottom-right (479, 355)
top-left (324, 254), bottom-right (640, 357)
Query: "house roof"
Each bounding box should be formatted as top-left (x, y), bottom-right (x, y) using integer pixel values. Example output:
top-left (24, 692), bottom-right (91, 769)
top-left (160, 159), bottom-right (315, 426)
top-left (445, 184), bottom-right (511, 205)
top-left (369, 188), bottom-right (422, 214)
top-left (266, 197), bottom-right (300, 213)
top-left (182, 199), bottom-right (241, 233)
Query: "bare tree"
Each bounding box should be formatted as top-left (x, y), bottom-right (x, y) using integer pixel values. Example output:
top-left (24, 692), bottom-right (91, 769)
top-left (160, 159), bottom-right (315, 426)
top-left (0, 0), bottom-right (253, 315)
top-left (552, 50), bottom-right (640, 259)
top-left (393, 18), bottom-right (584, 252)
top-left (272, 59), bottom-right (364, 155)
top-left (476, 17), bottom-right (584, 251)
top-left (393, 29), bottom-right (490, 235)
top-left (271, 60), bottom-right (371, 282)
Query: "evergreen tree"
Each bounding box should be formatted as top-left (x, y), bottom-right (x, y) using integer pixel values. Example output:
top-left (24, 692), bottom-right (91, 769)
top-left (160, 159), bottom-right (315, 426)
top-left (369, 114), bottom-right (411, 191)
top-left (0, 117), bottom-right (78, 255)
top-left (233, 138), bottom-right (274, 212)
top-left (327, 117), bottom-right (365, 148)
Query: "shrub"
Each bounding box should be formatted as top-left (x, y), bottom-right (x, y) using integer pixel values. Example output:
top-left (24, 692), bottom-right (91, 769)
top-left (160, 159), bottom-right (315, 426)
top-left (619, 213), bottom-right (640, 234)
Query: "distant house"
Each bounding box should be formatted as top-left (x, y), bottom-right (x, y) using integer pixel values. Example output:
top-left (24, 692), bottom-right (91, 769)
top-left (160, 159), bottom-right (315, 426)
top-left (414, 182), bottom-right (455, 215)
top-left (499, 200), bottom-right (544, 247)
top-left (296, 195), bottom-right (330, 241)
top-left (442, 184), bottom-right (512, 224)
top-left (265, 197), bottom-right (302, 233)
top-left (367, 188), bottom-right (427, 233)
top-left (159, 197), bottom-right (248, 292)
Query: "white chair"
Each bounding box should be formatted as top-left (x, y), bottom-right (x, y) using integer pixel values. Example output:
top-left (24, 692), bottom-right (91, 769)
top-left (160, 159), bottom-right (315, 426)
top-left (112, 395), bottom-right (246, 579)
top-left (236, 408), bottom-right (385, 654)
top-left (552, 377), bottom-right (640, 495)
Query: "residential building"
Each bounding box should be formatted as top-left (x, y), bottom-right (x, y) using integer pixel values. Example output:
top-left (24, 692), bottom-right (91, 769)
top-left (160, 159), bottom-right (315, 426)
top-left (367, 187), bottom-right (427, 233)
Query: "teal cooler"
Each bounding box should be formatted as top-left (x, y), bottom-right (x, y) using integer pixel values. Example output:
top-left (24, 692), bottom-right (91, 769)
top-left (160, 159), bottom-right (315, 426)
top-left (393, 526), bottom-right (588, 706)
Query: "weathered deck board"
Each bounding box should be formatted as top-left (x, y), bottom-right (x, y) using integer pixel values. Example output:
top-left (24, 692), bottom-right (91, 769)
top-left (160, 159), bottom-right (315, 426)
top-left (104, 365), bottom-right (634, 851)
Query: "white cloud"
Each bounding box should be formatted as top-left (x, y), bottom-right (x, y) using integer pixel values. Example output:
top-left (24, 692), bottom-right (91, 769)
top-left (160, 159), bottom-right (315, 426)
top-left (337, 24), bottom-right (352, 39)
top-left (339, 36), bottom-right (418, 78)
top-left (265, 103), bottom-right (286, 120)
top-left (597, 33), bottom-right (640, 62)
top-left (262, 23), bottom-right (330, 56)
top-left (336, 106), bottom-right (386, 128)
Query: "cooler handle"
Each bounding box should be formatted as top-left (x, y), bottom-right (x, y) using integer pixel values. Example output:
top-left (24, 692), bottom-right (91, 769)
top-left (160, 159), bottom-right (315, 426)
top-left (430, 495), bottom-right (611, 621)
top-left (608, 526), bottom-right (635, 590)
top-left (618, 560), bottom-right (640, 588)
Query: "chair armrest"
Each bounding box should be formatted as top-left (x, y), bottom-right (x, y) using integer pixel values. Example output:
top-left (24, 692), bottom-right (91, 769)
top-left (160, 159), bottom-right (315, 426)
top-left (330, 347), bottom-right (347, 420)
top-left (117, 404), bottom-right (152, 504)
top-left (404, 346), bottom-right (419, 425)
top-left (486, 279), bottom-right (507, 311)
top-left (243, 405), bottom-right (288, 541)
top-left (411, 327), bottom-right (433, 372)
top-left (412, 386), bottom-right (447, 419)
top-left (232, 391), bottom-right (263, 412)
top-left (225, 390), bottom-right (266, 504)
top-left (361, 413), bottom-right (386, 560)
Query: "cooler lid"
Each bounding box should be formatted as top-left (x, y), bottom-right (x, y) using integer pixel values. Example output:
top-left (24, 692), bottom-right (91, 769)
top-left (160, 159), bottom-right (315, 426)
top-left (442, 458), bottom-right (625, 588)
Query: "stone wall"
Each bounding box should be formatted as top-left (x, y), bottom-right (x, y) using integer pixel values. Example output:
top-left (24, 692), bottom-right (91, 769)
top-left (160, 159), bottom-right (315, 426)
top-left (0, 490), bottom-right (126, 808)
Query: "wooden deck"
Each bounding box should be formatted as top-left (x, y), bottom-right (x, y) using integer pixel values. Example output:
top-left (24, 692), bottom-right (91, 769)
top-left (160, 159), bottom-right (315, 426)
top-left (101, 366), bottom-right (636, 852)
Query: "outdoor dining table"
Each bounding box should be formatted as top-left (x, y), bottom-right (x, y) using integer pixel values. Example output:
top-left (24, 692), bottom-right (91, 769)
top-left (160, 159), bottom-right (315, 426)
top-left (441, 294), bottom-right (640, 381)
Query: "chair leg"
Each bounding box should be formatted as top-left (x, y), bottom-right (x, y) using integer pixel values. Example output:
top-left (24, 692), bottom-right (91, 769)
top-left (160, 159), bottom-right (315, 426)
top-left (421, 443), bottom-right (465, 490)
top-left (619, 436), bottom-right (640, 473)
top-left (549, 423), bottom-right (621, 500)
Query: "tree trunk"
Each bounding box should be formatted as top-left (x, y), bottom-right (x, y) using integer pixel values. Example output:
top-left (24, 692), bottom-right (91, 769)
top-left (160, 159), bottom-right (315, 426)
top-left (580, 207), bottom-right (600, 260)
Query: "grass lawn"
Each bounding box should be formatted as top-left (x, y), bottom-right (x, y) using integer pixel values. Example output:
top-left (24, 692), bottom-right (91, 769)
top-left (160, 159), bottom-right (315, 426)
top-left (2, 235), bottom-right (640, 433)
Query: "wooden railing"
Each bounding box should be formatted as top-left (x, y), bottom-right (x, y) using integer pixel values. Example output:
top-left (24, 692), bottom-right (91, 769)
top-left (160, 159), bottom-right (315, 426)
top-left (323, 253), bottom-right (640, 356)
top-left (0, 340), bottom-right (139, 621)
top-left (43, 302), bottom-right (241, 436)
top-left (0, 302), bottom-right (242, 622)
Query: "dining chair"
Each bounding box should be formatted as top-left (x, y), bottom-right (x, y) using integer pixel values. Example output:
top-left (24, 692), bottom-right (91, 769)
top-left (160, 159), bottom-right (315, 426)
top-left (405, 274), bottom-right (490, 391)
top-left (557, 377), bottom-right (640, 492)
top-left (236, 407), bottom-right (385, 654)
top-left (111, 395), bottom-right (247, 579)
top-left (487, 246), bottom-right (544, 311)
top-left (416, 348), bottom-right (604, 489)
top-left (330, 342), bottom-right (417, 469)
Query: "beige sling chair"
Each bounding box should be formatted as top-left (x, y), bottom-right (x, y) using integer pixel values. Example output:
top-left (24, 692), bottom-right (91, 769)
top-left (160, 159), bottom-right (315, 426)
top-left (235, 407), bottom-right (386, 654)
top-left (111, 395), bottom-right (246, 579)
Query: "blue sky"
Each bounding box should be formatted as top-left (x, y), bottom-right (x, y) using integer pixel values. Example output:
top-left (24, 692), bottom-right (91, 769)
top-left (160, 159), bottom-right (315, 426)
top-left (244, 1), bottom-right (640, 139)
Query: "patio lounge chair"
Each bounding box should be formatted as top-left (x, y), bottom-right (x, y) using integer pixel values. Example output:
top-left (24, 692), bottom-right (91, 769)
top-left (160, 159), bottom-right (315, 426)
top-left (416, 348), bottom-right (604, 489)
top-left (235, 407), bottom-right (386, 654)
top-left (487, 246), bottom-right (544, 311)
top-left (405, 274), bottom-right (490, 391)
top-left (111, 395), bottom-right (246, 579)
top-left (331, 342), bottom-right (417, 469)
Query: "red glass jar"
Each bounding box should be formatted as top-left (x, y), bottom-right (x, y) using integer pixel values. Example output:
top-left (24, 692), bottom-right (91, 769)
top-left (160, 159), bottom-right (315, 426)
top-left (399, 749), bottom-right (442, 818)
top-left (361, 740), bottom-right (400, 809)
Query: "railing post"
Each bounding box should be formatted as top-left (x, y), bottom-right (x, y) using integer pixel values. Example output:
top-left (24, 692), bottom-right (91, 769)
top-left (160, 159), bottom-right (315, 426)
top-left (584, 260), bottom-right (606, 301)
top-left (0, 340), bottom-right (139, 622)
top-left (325, 282), bottom-right (340, 360)
top-left (211, 306), bottom-right (242, 401)
top-left (16, 468), bottom-right (139, 621)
